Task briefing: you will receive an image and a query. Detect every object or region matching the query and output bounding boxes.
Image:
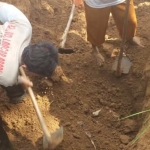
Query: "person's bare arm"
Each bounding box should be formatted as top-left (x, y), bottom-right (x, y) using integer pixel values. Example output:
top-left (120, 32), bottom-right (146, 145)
top-left (18, 75), bottom-right (33, 88)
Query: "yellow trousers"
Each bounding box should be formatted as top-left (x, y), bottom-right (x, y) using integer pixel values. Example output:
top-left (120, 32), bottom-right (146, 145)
top-left (84, 0), bottom-right (137, 46)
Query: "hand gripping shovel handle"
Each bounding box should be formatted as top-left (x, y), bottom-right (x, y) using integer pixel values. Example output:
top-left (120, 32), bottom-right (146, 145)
top-left (19, 67), bottom-right (52, 144)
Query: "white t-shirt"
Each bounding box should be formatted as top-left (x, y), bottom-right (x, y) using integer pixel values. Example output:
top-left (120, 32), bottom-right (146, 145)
top-left (0, 2), bottom-right (32, 87)
top-left (84, 0), bottom-right (125, 8)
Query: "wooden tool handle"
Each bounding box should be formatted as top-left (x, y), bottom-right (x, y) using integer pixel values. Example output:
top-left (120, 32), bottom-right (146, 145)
top-left (59, 3), bottom-right (75, 48)
top-left (19, 67), bottom-right (52, 143)
top-left (116, 0), bottom-right (130, 76)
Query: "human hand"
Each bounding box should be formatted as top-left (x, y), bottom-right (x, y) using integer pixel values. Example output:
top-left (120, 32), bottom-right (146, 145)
top-left (73, 0), bottom-right (84, 7)
top-left (18, 76), bottom-right (33, 88)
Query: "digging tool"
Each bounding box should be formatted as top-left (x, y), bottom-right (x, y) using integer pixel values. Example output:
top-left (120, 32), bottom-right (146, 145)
top-left (19, 66), bottom-right (63, 150)
top-left (112, 0), bottom-right (132, 76)
top-left (58, 3), bottom-right (75, 54)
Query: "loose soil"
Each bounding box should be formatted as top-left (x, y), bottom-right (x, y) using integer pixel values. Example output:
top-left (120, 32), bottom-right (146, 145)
top-left (0, 0), bottom-right (150, 150)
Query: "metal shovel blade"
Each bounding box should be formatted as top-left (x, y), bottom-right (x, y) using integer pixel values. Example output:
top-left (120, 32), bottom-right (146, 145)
top-left (112, 56), bottom-right (132, 74)
top-left (43, 126), bottom-right (63, 150)
top-left (58, 48), bottom-right (75, 54)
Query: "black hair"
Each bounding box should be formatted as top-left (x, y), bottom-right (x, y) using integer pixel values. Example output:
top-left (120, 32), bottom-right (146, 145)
top-left (22, 42), bottom-right (58, 76)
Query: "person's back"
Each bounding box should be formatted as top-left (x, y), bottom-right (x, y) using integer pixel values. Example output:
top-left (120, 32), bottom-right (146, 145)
top-left (0, 2), bottom-right (30, 23)
top-left (0, 2), bottom-right (32, 87)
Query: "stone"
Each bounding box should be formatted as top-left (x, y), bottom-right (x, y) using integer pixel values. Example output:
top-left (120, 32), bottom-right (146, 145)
top-left (120, 135), bottom-right (130, 144)
top-left (73, 133), bottom-right (80, 139)
top-left (122, 119), bottom-right (137, 133)
top-left (83, 104), bottom-right (90, 114)
top-left (64, 122), bottom-right (71, 127)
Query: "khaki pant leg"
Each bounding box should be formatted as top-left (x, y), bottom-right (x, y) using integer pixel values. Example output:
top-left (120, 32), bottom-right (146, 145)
top-left (84, 3), bottom-right (111, 46)
top-left (111, 0), bottom-right (137, 40)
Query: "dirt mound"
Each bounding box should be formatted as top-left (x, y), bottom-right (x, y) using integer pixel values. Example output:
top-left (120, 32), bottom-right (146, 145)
top-left (0, 0), bottom-right (150, 150)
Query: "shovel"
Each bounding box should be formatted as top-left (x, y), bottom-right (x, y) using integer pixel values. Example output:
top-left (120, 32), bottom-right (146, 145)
top-left (19, 66), bottom-right (63, 150)
top-left (112, 0), bottom-right (132, 76)
top-left (58, 3), bottom-right (75, 54)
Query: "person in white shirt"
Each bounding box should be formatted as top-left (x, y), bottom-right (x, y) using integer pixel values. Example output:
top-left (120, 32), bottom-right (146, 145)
top-left (73, 0), bottom-right (142, 66)
top-left (0, 2), bottom-right (59, 103)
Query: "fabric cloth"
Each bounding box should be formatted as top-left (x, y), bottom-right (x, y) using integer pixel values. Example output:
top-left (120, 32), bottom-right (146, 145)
top-left (0, 2), bottom-right (32, 87)
top-left (84, 0), bottom-right (125, 8)
top-left (84, 0), bottom-right (137, 46)
top-left (1, 84), bottom-right (25, 102)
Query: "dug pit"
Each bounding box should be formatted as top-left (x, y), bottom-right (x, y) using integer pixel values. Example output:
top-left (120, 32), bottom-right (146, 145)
top-left (0, 0), bottom-right (150, 150)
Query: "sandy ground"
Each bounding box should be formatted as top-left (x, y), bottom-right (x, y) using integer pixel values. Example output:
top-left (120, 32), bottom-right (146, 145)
top-left (0, 0), bottom-right (150, 150)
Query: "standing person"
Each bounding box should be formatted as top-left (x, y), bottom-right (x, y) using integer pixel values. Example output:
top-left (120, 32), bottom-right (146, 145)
top-left (0, 2), bottom-right (59, 103)
top-left (73, 0), bottom-right (142, 66)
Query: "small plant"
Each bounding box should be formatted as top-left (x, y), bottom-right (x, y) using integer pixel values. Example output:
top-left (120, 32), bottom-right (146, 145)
top-left (119, 109), bottom-right (150, 146)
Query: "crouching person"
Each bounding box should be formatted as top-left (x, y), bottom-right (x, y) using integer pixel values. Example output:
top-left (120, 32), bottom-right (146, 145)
top-left (0, 2), bottom-right (59, 103)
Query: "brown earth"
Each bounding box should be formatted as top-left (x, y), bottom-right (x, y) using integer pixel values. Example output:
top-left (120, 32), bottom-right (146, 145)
top-left (0, 0), bottom-right (150, 150)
